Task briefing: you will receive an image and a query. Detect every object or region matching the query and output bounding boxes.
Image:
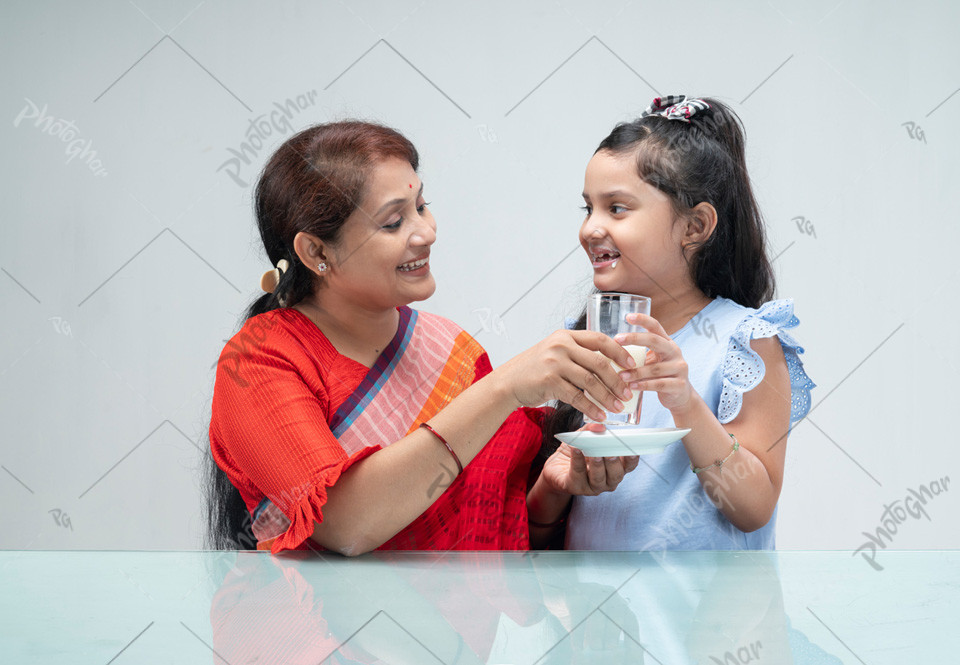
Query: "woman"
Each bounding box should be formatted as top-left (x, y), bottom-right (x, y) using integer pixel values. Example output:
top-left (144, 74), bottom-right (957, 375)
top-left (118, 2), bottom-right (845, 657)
top-left (207, 121), bottom-right (639, 555)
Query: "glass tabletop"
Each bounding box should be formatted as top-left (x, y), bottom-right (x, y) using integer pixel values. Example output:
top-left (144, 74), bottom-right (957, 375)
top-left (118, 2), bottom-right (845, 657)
top-left (1, 549), bottom-right (956, 663)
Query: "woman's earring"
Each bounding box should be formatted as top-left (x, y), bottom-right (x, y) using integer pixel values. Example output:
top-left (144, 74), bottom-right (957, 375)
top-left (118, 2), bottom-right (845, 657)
top-left (317, 262), bottom-right (327, 273)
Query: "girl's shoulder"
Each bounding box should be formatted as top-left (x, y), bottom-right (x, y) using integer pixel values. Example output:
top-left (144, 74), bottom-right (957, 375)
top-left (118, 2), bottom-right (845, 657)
top-left (708, 297), bottom-right (815, 425)
top-left (708, 297), bottom-right (803, 345)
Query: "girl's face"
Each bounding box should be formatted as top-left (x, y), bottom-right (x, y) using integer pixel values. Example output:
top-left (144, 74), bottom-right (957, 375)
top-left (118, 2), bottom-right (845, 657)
top-left (579, 149), bottom-right (689, 298)
top-left (325, 157), bottom-right (437, 309)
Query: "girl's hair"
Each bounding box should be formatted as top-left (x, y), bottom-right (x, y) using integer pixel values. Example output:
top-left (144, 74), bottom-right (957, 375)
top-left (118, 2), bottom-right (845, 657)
top-left (538, 98), bottom-right (775, 471)
top-left (598, 97), bottom-right (774, 308)
top-left (205, 121), bottom-right (420, 549)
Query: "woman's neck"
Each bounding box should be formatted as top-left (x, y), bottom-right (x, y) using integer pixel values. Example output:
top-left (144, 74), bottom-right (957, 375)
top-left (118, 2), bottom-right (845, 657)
top-left (294, 295), bottom-right (400, 366)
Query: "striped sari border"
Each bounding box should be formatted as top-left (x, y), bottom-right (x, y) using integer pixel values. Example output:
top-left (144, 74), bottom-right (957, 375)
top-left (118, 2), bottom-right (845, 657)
top-left (330, 306), bottom-right (417, 436)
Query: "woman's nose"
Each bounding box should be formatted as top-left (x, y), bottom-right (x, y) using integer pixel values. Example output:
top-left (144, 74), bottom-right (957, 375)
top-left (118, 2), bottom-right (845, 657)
top-left (412, 215), bottom-right (436, 245)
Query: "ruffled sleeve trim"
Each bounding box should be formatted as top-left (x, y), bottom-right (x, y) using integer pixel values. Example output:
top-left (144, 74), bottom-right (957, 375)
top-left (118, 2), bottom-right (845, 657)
top-left (268, 444), bottom-right (382, 554)
top-left (717, 299), bottom-right (815, 426)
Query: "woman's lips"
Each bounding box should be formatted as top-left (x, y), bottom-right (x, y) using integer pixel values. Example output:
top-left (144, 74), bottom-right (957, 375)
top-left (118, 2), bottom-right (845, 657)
top-left (397, 256), bottom-right (430, 275)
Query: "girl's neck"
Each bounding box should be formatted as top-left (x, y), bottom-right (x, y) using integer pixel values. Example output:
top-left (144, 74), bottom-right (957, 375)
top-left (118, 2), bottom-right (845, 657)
top-left (649, 284), bottom-right (713, 336)
top-left (294, 295), bottom-right (400, 367)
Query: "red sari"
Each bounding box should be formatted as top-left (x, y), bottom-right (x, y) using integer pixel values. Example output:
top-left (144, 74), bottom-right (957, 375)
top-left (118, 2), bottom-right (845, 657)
top-left (209, 306), bottom-right (544, 553)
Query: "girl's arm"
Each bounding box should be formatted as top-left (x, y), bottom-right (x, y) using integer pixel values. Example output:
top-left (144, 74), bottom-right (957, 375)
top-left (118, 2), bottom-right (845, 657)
top-left (525, 435), bottom-right (639, 548)
top-left (668, 337), bottom-right (790, 532)
top-left (620, 313), bottom-right (791, 532)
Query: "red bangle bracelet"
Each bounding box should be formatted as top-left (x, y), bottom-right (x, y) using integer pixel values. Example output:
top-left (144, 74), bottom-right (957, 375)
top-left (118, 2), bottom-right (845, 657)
top-left (419, 423), bottom-right (463, 475)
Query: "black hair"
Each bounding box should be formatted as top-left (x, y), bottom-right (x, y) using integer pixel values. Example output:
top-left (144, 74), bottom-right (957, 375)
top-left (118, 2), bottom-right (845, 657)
top-left (539, 97), bottom-right (776, 479)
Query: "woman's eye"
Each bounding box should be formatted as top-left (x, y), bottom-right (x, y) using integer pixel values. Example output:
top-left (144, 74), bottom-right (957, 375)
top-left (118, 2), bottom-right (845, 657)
top-left (417, 201), bottom-right (431, 214)
top-left (611, 205), bottom-right (627, 214)
top-left (580, 205), bottom-right (592, 216)
top-left (383, 218), bottom-right (402, 230)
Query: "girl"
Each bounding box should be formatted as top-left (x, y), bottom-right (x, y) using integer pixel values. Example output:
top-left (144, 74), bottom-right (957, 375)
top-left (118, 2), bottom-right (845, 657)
top-left (206, 121), bottom-right (639, 555)
top-left (539, 96), bottom-right (815, 549)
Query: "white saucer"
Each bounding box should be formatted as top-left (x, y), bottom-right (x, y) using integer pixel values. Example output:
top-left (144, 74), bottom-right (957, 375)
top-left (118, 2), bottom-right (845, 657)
top-left (555, 427), bottom-right (691, 457)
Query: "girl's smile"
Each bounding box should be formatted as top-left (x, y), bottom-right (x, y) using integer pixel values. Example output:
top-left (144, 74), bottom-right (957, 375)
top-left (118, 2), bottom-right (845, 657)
top-left (579, 150), bottom-right (686, 299)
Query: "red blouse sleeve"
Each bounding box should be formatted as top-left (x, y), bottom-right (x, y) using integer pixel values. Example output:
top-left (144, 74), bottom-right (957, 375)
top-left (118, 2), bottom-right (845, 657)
top-left (209, 317), bottom-right (379, 553)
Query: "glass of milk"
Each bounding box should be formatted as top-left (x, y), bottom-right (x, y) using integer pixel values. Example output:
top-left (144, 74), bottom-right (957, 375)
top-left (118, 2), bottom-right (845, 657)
top-left (585, 292), bottom-right (651, 426)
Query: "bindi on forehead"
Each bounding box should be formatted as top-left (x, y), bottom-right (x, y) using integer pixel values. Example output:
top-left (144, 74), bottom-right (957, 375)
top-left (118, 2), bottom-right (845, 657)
top-left (409, 183), bottom-right (413, 188)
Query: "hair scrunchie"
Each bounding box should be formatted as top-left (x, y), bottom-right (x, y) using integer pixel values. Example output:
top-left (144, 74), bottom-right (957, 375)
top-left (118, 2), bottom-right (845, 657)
top-left (260, 259), bottom-right (289, 295)
top-left (642, 95), bottom-right (711, 123)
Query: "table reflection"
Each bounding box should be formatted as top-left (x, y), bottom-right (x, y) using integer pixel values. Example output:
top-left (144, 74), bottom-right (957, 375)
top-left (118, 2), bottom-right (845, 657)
top-left (208, 550), bottom-right (842, 664)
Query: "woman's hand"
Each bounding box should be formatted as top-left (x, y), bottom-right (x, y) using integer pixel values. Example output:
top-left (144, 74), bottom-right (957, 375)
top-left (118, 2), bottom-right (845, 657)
top-left (495, 330), bottom-right (637, 422)
top-left (615, 313), bottom-right (696, 416)
top-left (540, 423), bottom-right (639, 496)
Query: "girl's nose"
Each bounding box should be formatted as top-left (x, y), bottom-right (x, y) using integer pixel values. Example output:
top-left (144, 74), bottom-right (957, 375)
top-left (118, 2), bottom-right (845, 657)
top-left (581, 216), bottom-right (606, 238)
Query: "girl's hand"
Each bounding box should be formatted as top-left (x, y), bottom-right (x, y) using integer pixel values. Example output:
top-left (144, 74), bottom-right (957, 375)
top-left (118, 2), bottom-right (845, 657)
top-left (496, 330), bottom-right (636, 422)
top-left (615, 312), bottom-right (696, 415)
top-left (540, 423), bottom-right (639, 496)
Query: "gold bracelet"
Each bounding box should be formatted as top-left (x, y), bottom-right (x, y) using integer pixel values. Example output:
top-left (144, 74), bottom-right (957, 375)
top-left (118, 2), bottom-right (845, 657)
top-left (690, 433), bottom-right (740, 475)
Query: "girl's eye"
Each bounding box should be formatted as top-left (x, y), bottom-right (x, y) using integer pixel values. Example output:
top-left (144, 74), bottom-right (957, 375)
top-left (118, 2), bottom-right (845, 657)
top-left (610, 205), bottom-right (627, 214)
top-left (580, 205), bottom-right (592, 216)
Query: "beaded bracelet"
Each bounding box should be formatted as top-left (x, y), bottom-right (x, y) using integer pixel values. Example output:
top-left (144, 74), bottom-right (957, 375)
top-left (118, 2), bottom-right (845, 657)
top-left (529, 514), bottom-right (568, 529)
top-left (690, 433), bottom-right (740, 474)
top-left (419, 422), bottom-right (463, 475)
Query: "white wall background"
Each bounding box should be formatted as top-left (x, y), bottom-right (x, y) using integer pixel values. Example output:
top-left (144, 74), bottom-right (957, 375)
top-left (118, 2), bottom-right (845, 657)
top-left (1, 0), bottom-right (957, 552)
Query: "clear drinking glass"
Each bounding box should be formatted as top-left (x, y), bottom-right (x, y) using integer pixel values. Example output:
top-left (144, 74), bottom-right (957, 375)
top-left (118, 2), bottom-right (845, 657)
top-left (585, 292), bottom-right (651, 426)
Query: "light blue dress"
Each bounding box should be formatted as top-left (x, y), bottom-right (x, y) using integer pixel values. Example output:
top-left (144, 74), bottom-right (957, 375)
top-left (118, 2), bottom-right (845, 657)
top-left (565, 297), bottom-right (815, 550)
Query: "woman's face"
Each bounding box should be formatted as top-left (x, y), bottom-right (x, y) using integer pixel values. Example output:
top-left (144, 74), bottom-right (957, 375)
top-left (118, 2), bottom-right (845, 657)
top-left (579, 149), bottom-right (687, 298)
top-left (325, 157), bottom-right (437, 309)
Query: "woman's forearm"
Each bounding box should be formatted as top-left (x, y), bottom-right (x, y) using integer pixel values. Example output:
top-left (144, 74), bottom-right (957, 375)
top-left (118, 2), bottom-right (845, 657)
top-left (312, 370), bottom-right (522, 555)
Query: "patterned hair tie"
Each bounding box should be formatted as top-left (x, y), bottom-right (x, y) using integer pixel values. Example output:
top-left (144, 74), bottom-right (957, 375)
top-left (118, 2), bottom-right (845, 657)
top-left (642, 95), bottom-right (711, 123)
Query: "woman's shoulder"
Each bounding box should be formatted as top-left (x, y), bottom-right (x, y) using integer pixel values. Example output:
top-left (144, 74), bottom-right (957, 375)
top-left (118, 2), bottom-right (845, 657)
top-left (409, 307), bottom-right (468, 337)
top-left (216, 308), bottom-right (338, 372)
top-left (408, 308), bottom-right (487, 350)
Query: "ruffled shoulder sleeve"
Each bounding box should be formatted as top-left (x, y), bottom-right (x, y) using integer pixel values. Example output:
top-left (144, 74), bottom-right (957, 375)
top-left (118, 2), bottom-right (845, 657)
top-left (717, 299), bottom-right (815, 425)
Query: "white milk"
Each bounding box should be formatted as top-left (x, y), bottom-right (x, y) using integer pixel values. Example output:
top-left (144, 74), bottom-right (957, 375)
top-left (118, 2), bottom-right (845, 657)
top-left (585, 344), bottom-right (648, 424)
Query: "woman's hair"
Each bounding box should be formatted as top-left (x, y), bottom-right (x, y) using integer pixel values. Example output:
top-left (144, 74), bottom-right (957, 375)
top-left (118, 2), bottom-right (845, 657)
top-left (539, 98), bottom-right (775, 467)
top-left (205, 121), bottom-right (420, 549)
